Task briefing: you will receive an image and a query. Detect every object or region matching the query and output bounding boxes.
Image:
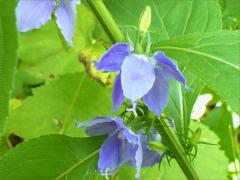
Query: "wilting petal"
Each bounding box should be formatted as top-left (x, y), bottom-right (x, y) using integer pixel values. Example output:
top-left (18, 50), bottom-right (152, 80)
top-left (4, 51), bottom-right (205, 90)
top-left (154, 51), bottom-right (186, 84)
top-left (55, 0), bottom-right (80, 46)
top-left (77, 117), bottom-right (117, 136)
top-left (143, 70), bottom-right (169, 116)
top-left (98, 135), bottom-right (121, 173)
top-left (112, 74), bottom-right (124, 112)
top-left (95, 43), bottom-right (134, 72)
top-left (121, 55), bottom-right (155, 102)
top-left (16, 0), bottom-right (55, 31)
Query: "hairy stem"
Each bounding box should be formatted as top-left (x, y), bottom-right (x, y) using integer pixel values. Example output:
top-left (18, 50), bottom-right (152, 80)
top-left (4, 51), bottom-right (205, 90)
top-left (86, 0), bottom-right (124, 43)
top-left (154, 119), bottom-right (199, 180)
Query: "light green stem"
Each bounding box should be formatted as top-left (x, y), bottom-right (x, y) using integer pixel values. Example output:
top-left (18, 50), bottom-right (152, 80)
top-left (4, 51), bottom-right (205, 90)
top-left (86, 0), bottom-right (124, 43)
top-left (155, 119), bottom-right (199, 180)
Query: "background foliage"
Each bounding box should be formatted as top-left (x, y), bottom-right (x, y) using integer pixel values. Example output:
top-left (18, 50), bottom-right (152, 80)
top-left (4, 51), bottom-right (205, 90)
top-left (0, 0), bottom-right (239, 179)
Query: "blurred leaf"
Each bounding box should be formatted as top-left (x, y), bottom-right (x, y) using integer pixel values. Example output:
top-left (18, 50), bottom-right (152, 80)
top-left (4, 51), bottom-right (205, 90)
top-left (7, 73), bottom-right (112, 140)
top-left (0, 134), bottom-right (104, 179)
top-left (18, 4), bottom-right (95, 80)
top-left (104, 0), bottom-right (222, 41)
top-left (167, 70), bottom-right (204, 139)
top-left (0, 0), bottom-right (18, 133)
top-left (0, 136), bottom-right (9, 157)
top-left (153, 31), bottom-right (240, 114)
top-left (118, 122), bottom-right (228, 179)
top-left (11, 69), bottom-right (44, 99)
top-left (220, 0), bottom-right (240, 30)
top-left (202, 105), bottom-right (238, 161)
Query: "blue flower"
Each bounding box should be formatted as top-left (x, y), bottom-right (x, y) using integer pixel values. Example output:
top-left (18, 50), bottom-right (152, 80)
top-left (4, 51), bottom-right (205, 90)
top-left (16, 0), bottom-right (80, 46)
top-left (95, 43), bottom-right (186, 116)
top-left (77, 116), bottom-right (161, 179)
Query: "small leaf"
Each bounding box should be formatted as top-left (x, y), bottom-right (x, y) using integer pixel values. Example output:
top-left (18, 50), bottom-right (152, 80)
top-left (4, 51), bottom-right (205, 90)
top-left (202, 104), bottom-right (238, 161)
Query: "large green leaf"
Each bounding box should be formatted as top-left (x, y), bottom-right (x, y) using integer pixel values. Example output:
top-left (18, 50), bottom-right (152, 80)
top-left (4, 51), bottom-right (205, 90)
top-left (7, 73), bottom-right (112, 140)
top-left (202, 104), bottom-right (238, 161)
top-left (0, 0), bottom-right (18, 133)
top-left (153, 31), bottom-right (240, 113)
top-left (0, 134), bottom-right (104, 179)
top-left (104, 0), bottom-right (222, 40)
top-left (118, 122), bottom-right (228, 179)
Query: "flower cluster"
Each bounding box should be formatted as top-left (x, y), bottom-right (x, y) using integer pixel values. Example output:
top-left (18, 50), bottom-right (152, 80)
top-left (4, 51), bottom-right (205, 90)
top-left (77, 117), bottom-right (161, 179)
top-left (77, 42), bottom-right (186, 179)
top-left (16, 0), bottom-right (80, 46)
top-left (95, 42), bottom-right (186, 116)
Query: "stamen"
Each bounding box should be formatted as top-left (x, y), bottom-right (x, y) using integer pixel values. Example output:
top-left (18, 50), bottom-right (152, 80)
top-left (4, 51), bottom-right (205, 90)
top-left (126, 102), bottom-right (138, 117)
top-left (105, 168), bottom-right (109, 180)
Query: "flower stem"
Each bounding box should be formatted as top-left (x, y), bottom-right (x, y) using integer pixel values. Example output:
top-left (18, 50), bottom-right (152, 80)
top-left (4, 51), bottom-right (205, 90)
top-left (154, 118), bottom-right (199, 180)
top-left (86, 0), bottom-right (124, 43)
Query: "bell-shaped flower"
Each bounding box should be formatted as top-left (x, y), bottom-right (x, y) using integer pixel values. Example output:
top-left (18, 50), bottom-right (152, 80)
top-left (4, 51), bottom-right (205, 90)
top-left (77, 116), bottom-right (161, 179)
top-left (95, 43), bottom-right (186, 116)
top-left (16, 0), bottom-right (80, 46)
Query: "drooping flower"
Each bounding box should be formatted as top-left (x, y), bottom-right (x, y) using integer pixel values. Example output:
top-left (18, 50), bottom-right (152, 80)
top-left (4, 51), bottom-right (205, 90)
top-left (95, 43), bottom-right (186, 116)
top-left (77, 116), bottom-right (161, 179)
top-left (16, 0), bottom-right (80, 46)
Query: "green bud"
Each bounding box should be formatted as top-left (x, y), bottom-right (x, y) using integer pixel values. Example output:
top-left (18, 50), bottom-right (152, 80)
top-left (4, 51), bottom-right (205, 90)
top-left (148, 141), bottom-right (168, 153)
top-left (190, 128), bottom-right (202, 144)
top-left (139, 6), bottom-right (151, 34)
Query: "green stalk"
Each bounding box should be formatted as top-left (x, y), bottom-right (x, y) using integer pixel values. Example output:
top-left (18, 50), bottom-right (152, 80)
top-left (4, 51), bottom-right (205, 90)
top-left (86, 0), bottom-right (124, 43)
top-left (154, 119), bottom-right (199, 180)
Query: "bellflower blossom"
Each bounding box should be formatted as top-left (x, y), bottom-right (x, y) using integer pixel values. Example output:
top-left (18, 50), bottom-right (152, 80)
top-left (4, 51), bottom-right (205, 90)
top-left (77, 116), bottom-right (161, 179)
top-left (16, 0), bottom-right (80, 46)
top-left (95, 43), bottom-right (186, 116)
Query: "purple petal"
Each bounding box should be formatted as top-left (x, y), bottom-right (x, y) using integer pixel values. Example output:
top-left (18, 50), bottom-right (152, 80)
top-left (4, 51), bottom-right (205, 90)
top-left (143, 70), bottom-right (169, 116)
top-left (55, 0), bottom-right (80, 46)
top-left (95, 43), bottom-right (134, 72)
top-left (112, 74), bottom-right (124, 112)
top-left (140, 130), bottom-right (161, 167)
top-left (16, 0), bottom-right (55, 31)
top-left (141, 148), bottom-right (161, 167)
top-left (77, 117), bottom-right (117, 136)
top-left (121, 55), bottom-right (155, 102)
top-left (154, 51), bottom-right (186, 84)
top-left (98, 135), bottom-right (121, 173)
top-left (130, 138), bottom-right (143, 179)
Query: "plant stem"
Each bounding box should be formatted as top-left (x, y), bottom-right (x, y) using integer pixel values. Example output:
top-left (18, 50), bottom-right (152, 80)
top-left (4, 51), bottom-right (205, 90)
top-left (86, 0), bottom-right (124, 43)
top-left (154, 118), bottom-right (199, 180)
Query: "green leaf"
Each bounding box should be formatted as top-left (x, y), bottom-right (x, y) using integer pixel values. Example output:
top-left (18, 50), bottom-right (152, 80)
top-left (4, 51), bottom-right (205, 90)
top-left (167, 70), bottom-right (204, 138)
top-left (7, 73), bottom-right (112, 140)
top-left (202, 104), bottom-right (238, 161)
top-left (104, 0), bottom-right (222, 40)
top-left (118, 122), bottom-right (228, 179)
top-left (18, 4), bottom-right (95, 80)
top-left (220, 0), bottom-right (240, 29)
top-left (0, 134), bottom-right (105, 179)
top-left (153, 31), bottom-right (240, 113)
top-left (0, 0), bottom-right (18, 133)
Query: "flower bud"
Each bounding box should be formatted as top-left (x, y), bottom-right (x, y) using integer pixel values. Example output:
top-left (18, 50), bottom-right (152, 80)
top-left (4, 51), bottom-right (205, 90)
top-left (139, 6), bottom-right (151, 34)
top-left (190, 128), bottom-right (202, 144)
top-left (149, 141), bottom-right (168, 153)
